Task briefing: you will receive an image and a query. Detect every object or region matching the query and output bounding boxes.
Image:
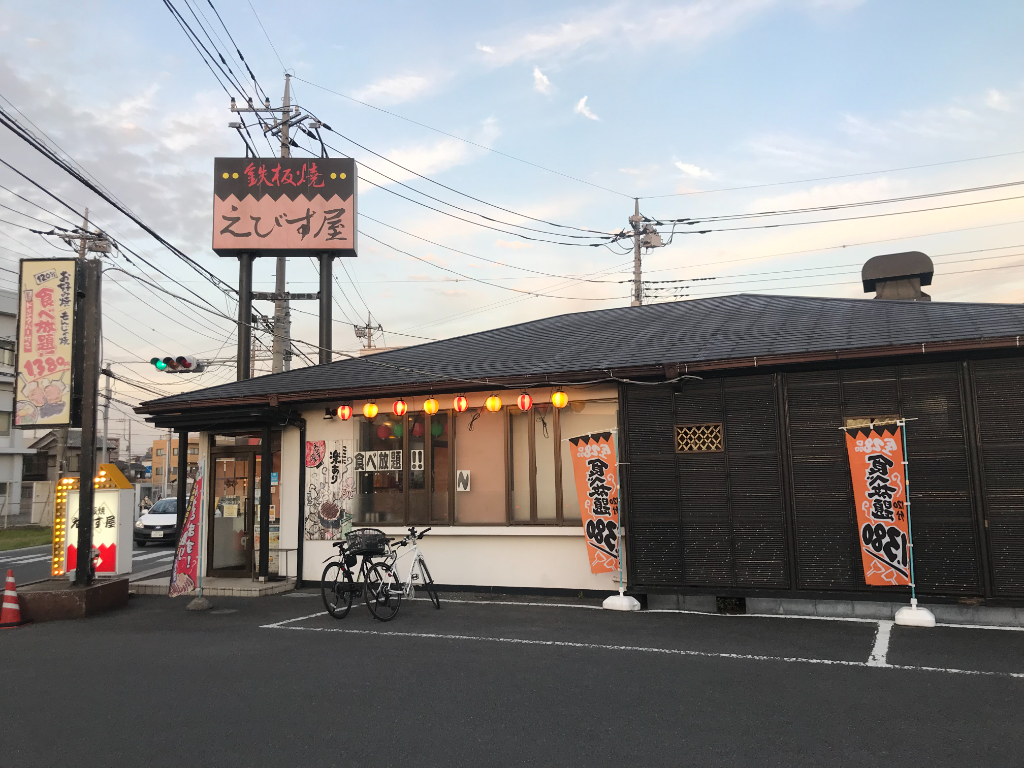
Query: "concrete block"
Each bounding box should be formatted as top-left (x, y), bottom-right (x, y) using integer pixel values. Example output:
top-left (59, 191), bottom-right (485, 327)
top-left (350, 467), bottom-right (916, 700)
top-left (746, 598), bottom-right (783, 615)
top-left (961, 606), bottom-right (1017, 627)
top-left (1016, 608), bottom-right (1024, 628)
top-left (929, 605), bottom-right (977, 625)
top-left (778, 598), bottom-right (816, 616)
top-left (680, 595), bottom-right (717, 613)
top-left (814, 600), bottom-right (855, 618)
top-left (18, 578), bottom-right (129, 623)
top-left (647, 594), bottom-right (680, 610)
top-left (852, 601), bottom-right (896, 620)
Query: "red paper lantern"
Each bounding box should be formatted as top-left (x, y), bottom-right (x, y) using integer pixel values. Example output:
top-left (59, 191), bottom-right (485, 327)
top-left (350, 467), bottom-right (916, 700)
top-left (517, 393), bottom-right (533, 411)
top-left (377, 424), bottom-right (391, 440)
top-left (412, 421), bottom-right (425, 438)
top-left (336, 405), bottom-right (352, 421)
top-left (393, 399), bottom-right (408, 417)
top-left (453, 395), bottom-right (468, 412)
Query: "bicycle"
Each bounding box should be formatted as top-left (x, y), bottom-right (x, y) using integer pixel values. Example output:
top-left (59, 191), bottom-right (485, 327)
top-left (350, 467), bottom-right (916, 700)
top-left (377, 526), bottom-right (441, 613)
top-left (320, 528), bottom-right (401, 620)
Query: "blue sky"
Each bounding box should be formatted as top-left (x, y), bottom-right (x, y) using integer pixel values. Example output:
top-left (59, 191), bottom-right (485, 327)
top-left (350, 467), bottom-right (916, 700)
top-left (1, 0), bottom-right (1023, 440)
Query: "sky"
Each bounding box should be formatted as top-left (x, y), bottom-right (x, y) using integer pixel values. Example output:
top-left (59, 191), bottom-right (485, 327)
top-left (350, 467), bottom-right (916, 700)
top-left (1, 0), bottom-right (1023, 448)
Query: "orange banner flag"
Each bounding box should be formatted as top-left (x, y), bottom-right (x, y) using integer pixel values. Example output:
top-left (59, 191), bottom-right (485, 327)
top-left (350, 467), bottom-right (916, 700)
top-left (845, 426), bottom-right (912, 586)
top-left (567, 431), bottom-right (620, 574)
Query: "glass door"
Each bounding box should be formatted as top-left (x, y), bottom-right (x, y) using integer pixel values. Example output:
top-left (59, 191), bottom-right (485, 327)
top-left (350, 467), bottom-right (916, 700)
top-left (209, 453), bottom-right (253, 575)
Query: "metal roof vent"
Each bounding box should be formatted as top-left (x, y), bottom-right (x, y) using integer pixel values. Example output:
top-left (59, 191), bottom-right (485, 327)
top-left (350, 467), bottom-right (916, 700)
top-left (862, 251), bottom-right (933, 301)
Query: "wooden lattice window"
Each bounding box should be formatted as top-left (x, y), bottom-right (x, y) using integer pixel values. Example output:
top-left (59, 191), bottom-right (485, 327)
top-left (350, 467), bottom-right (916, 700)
top-left (675, 423), bottom-right (723, 453)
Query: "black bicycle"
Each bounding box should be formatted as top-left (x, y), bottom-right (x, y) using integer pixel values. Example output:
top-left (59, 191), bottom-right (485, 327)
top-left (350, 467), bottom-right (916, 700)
top-left (320, 528), bottom-right (402, 621)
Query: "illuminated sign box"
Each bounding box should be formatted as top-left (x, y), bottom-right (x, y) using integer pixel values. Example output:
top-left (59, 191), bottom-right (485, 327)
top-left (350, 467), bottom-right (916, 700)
top-left (52, 464), bottom-right (135, 578)
top-left (212, 157), bottom-right (357, 258)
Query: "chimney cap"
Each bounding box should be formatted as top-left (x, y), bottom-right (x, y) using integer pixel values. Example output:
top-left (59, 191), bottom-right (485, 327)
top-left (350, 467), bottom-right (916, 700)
top-left (862, 251), bottom-right (933, 293)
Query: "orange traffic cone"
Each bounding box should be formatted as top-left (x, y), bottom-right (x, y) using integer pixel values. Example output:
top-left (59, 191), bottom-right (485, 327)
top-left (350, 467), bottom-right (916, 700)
top-left (1, 569), bottom-right (29, 628)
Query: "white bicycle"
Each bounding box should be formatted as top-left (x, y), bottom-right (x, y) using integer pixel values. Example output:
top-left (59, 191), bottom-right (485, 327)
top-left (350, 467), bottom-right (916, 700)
top-left (376, 526), bottom-right (440, 615)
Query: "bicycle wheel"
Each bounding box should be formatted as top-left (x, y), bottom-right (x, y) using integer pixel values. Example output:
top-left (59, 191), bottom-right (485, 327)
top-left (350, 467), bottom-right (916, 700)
top-left (321, 561), bottom-right (354, 619)
top-left (364, 562), bottom-right (402, 622)
top-left (418, 558), bottom-right (440, 609)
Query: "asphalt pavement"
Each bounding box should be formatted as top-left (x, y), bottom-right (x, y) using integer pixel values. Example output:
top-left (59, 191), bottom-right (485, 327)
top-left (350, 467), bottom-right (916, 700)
top-left (0, 540), bottom-right (176, 586)
top-left (1, 590), bottom-right (1023, 767)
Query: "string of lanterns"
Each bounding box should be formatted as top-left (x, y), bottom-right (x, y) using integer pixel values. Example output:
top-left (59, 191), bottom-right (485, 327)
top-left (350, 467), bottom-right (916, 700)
top-left (331, 389), bottom-right (569, 420)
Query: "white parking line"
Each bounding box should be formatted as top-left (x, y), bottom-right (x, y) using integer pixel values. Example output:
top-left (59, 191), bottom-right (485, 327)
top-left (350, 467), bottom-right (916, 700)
top-left (261, 623), bottom-right (1024, 680)
top-left (0, 554), bottom-right (51, 565)
top-left (868, 620), bottom-right (893, 667)
top-left (133, 551), bottom-right (175, 562)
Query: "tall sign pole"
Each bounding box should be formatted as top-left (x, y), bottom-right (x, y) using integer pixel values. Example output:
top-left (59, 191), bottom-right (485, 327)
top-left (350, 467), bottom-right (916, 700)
top-left (74, 257), bottom-right (101, 585)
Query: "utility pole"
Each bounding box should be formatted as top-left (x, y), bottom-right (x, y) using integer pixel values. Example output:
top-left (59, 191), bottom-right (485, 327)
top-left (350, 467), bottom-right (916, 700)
top-left (630, 198), bottom-right (643, 307)
top-left (162, 428), bottom-right (171, 499)
top-left (354, 314), bottom-right (381, 350)
top-left (101, 361), bottom-right (111, 465)
top-left (271, 74), bottom-right (293, 374)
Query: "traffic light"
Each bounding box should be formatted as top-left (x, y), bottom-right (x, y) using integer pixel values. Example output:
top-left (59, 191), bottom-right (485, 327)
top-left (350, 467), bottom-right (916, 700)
top-left (150, 355), bottom-right (206, 373)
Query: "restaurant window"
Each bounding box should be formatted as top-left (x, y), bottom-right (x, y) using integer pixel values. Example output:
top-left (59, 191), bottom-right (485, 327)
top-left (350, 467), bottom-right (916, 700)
top-left (560, 400), bottom-right (619, 524)
top-left (455, 408), bottom-right (506, 523)
top-left (430, 412), bottom-right (450, 524)
top-left (509, 405), bottom-right (559, 524)
top-left (353, 414), bottom-right (404, 525)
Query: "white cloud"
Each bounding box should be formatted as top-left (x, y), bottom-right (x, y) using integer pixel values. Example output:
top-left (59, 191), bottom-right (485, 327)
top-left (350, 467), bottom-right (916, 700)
top-left (477, 1), bottom-right (774, 67)
top-left (476, 43), bottom-right (495, 54)
top-left (674, 161), bottom-right (711, 178)
top-left (574, 96), bottom-right (599, 121)
top-left (495, 240), bottom-right (533, 249)
top-left (985, 88), bottom-right (1015, 113)
top-left (365, 117), bottom-right (502, 184)
top-left (352, 74), bottom-right (434, 105)
top-left (532, 66), bottom-right (553, 95)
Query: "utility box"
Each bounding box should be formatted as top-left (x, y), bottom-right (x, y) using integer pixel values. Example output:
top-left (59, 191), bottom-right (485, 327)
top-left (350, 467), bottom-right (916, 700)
top-left (53, 463), bottom-right (135, 578)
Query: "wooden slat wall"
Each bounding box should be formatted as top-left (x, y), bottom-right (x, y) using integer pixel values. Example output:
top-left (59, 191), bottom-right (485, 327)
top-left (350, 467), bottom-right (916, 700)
top-left (971, 358), bottom-right (1024, 597)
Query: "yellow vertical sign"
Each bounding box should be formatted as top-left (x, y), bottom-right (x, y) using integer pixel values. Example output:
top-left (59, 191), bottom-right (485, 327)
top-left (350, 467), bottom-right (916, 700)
top-left (15, 259), bottom-right (76, 427)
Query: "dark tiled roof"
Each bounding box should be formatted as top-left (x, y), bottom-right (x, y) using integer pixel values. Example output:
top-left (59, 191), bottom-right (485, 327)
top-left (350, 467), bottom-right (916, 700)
top-left (140, 294), bottom-right (1024, 410)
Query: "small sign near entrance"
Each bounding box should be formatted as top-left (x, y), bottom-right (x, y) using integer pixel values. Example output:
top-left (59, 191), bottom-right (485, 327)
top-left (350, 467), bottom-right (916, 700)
top-left (456, 470), bottom-right (470, 492)
top-left (354, 450), bottom-right (402, 472)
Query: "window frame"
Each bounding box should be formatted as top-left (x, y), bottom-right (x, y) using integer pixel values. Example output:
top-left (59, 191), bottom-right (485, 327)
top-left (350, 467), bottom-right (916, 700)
top-left (507, 405), bottom-right (572, 526)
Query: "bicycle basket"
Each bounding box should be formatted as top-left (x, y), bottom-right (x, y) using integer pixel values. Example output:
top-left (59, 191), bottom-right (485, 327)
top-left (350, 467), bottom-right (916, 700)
top-left (346, 528), bottom-right (388, 556)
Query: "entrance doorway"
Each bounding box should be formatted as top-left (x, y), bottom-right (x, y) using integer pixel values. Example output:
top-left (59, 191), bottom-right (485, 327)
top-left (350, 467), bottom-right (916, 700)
top-left (207, 434), bottom-right (281, 578)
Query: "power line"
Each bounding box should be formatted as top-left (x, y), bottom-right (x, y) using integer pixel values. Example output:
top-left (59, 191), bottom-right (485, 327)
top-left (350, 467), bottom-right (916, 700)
top-left (639, 149), bottom-right (1024, 200)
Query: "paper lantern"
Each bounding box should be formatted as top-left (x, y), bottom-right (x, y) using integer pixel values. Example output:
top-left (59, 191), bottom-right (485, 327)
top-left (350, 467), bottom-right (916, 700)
top-left (393, 423), bottom-right (404, 438)
top-left (393, 399), bottom-right (408, 417)
top-left (412, 421), bottom-right (425, 438)
top-left (551, 390), bottom-right (569, 409)
top-left (376, 424), bottom-right (391, 440)
top-left (453, 395), bottom-right (468, 412)
top-left (423, 397), bottom-right (439, 415)
top-left (363, 402), bottom-right (379, 419)
top-left (517, 393), bottom-right (533, 411)
top-left (485, 395), bottom-right (502, 413)
top-left (431, 421), bottom-right (445, 438)
top-left (336, 405), bottom-right (352, 421)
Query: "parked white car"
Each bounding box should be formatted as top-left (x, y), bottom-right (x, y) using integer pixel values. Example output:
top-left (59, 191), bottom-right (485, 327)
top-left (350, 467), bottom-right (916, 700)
top-left (134, 498), bottom-right (179, 546)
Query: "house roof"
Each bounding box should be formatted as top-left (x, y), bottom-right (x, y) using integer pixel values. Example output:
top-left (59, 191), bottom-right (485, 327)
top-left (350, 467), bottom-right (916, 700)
top-left (28, 429), bottom-right (120, 451)
top-left (138, 294), bottom-right (1024, 414)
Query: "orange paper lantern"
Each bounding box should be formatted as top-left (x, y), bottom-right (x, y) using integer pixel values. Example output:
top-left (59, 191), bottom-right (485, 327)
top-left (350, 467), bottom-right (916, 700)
top-left (453, 395), bottom-right (468, 412)
top-left (517, 393), bottom-right (533, 411)
top-left (336, 405), bottom-right (352, 421)
top-left (551, 390), bottom-right (569, 409)
top-left (393, 399), bottom-right (408, 417)
top-left (485, 395), bottom-right (502, 413)
top-left (423, 397), bottom-right (439, 415)
top-left (363, 402), bottom-right (379, 419)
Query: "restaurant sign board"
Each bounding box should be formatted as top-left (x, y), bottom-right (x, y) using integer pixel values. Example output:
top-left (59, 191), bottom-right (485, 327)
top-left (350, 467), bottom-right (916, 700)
top-left (212, 157), bottom-right (357, 257)
top-left (15, 259), bottom-right (76, 428)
